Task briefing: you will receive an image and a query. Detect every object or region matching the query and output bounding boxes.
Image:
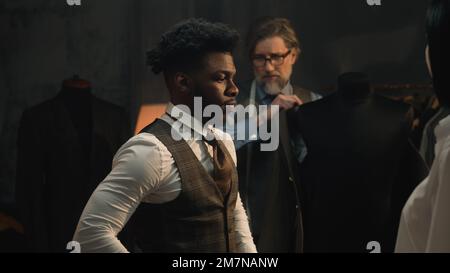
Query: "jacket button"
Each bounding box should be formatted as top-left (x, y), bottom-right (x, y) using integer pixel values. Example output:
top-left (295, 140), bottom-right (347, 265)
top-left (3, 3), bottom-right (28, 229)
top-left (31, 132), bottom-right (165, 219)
top-left (289, 176), bottom-right (294, 182)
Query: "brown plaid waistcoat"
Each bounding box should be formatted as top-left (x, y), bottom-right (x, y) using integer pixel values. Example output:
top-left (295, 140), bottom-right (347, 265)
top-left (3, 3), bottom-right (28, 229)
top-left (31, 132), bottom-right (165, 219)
top-left (128, 119), bottom-right (239, 253)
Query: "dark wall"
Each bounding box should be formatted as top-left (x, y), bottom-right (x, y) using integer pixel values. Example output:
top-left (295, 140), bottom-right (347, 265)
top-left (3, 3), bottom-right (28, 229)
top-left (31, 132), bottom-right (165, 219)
top-left (139, 0), bottom-right (430, 104)
top-left (0, 0), bottom-right (431, 204)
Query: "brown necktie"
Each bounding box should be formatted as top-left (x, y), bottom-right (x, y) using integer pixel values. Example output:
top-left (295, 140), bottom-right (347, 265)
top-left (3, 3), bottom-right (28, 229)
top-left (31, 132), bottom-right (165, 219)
top-left (204, 137), bottom-right (233, 199)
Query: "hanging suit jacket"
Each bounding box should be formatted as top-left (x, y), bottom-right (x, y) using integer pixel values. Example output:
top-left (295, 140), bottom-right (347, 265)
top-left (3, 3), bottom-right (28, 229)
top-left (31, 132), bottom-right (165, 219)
top-left (290, 92), bottom-right (429, 252)
top-left (15, 91), bottom-right (131, 252)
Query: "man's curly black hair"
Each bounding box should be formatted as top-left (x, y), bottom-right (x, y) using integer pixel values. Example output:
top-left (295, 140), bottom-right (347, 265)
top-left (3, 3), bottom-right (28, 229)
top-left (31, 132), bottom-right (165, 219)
top-left (147, 18), bottom-right (239, 75)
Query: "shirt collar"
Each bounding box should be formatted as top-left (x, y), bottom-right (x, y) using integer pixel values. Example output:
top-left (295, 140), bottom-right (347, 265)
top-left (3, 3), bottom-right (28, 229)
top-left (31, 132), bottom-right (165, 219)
top-left (165, 102), bottom-right (215, 140)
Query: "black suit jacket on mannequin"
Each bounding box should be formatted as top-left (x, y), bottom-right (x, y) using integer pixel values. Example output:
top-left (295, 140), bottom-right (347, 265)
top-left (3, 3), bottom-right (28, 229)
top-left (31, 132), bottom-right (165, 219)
top-left (15, 88), bottom-right (131, 252)
top-left (236, 81), bottom-right (315, 253)
top-left (290, 74), bottom-right (428, 252)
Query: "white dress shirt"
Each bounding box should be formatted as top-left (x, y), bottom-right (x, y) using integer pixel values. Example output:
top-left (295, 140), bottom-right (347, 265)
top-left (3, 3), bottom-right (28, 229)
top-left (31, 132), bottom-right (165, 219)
top-left (73, 103), bottom-right (257, 253)
top-left (395, 114), bottom-right (450, 252)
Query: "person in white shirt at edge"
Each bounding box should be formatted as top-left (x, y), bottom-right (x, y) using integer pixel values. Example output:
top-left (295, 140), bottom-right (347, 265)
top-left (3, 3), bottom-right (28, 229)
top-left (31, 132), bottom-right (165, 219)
top-left (73, 18), bottom-right (257, 253)
top-left (395, 0), bottom-right (450, 253)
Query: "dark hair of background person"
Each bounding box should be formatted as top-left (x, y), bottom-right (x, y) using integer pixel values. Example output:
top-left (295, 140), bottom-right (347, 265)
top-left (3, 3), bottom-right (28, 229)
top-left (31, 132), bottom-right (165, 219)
top-left (245, 16), bottom-right (300, 59)
top-left (426, 0), bottom-right (450, 107)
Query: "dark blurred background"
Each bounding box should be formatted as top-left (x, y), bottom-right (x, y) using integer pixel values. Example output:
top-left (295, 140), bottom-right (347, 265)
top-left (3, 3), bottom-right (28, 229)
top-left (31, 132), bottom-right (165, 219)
top-left (0, 0), bottom-right (431, 205)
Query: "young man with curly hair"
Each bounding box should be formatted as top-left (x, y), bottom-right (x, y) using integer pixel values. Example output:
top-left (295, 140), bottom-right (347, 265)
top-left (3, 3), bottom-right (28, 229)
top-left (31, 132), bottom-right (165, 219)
top-left (73, 18), bottom-right (256, 253)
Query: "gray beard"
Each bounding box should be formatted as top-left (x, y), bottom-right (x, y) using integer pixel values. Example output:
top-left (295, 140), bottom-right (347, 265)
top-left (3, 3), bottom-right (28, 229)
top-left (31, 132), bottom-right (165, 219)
top-left (259, 78), bottom-right (287, 95)
top-left (263, 81), bottom-right (282, 95)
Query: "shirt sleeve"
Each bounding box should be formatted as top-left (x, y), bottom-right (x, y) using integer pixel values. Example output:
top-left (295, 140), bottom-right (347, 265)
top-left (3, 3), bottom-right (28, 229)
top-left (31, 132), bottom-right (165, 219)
top-left (224, 135), bottom-right (257, 253)
top-left (395, 138), bottom-right (450, 253)
top-left (425, 141), bottom-right (450, 252)
top-left (73, 134), bottom-right (165, 253)
top-left (233, 193), bottom-right (257, 253)
top-left (395, 177), bottom-right (431, 253)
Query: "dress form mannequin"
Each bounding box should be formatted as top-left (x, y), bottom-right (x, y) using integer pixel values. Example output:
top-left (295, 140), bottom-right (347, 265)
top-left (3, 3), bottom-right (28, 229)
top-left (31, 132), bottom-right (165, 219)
top-left (291, 72), bottom-right (428, 252)
top-left (60, 75), bottom-right (93, 158)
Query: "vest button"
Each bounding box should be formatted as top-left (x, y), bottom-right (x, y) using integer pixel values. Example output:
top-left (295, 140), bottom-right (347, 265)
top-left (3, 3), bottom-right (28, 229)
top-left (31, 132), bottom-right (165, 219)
top-left (289, 176), bottom-right (294, 182)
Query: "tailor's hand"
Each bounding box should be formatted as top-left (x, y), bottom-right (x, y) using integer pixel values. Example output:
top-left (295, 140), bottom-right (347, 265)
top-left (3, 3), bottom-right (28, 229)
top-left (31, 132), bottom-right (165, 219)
top-left (271, 94), bottom-right (303, 110)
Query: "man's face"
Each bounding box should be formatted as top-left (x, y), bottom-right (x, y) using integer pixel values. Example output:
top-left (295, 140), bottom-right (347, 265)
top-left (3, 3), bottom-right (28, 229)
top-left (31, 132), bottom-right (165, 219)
top-left (190, 52), bottom-right (239, 113)
top-left (252, 36), bottom-right (298, 95)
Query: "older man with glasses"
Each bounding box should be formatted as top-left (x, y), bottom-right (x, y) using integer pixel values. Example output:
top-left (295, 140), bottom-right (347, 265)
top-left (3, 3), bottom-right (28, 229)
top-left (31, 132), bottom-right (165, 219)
top-left (235, 17), bottom-right (322, 253)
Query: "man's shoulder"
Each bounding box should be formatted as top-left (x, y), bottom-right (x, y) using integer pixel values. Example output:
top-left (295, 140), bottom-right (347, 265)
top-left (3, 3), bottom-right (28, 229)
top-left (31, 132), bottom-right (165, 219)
top-left (114, 131), bottom-right (165, 161)
top-left (292, 85), bottom-right (322, 103)
top-left (439, 128), bottom-right (450, 159)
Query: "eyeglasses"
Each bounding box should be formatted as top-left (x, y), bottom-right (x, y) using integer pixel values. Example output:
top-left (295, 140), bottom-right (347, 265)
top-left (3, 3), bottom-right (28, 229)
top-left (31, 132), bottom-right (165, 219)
top-left (251, 49), bottom-right (292, 68)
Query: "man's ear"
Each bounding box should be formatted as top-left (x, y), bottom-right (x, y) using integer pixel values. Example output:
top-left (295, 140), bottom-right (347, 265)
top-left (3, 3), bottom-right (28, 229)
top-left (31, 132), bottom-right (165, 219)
top-left (174, 72), bottom-right (192, 94)
top-left (291, 47), bottom-right (301, 64)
